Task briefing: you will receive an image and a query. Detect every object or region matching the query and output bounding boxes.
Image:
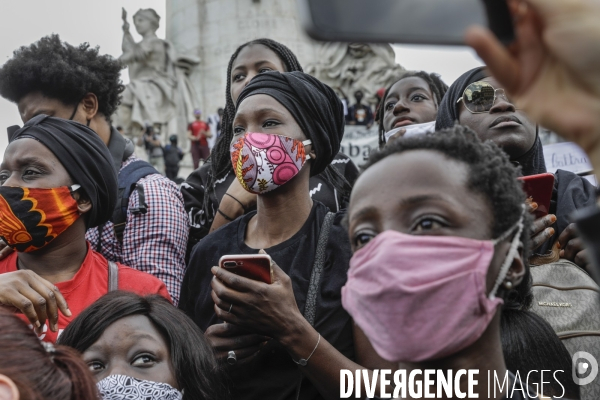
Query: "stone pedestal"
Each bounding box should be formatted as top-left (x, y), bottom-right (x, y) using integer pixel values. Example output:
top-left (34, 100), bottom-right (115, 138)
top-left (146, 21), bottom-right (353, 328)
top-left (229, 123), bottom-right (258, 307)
top-left (166, 0), bottom-right (319, 119)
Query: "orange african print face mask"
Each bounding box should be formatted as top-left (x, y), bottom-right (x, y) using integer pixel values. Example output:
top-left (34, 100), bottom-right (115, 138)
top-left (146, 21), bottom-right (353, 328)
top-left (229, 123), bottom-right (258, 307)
top-left (0, 185), bottom-right (81, 252)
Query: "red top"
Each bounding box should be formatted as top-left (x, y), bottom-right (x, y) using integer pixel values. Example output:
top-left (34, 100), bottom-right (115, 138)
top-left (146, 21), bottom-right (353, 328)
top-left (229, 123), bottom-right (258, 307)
top-left (0, 244), bottom-right (171, 343)
top-left (188, 120), bottom-right (210, 146)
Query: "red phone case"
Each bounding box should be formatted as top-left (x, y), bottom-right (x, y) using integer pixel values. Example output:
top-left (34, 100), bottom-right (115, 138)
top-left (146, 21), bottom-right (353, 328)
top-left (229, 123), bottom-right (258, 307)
top-left (518, 173), bottom-right (555, 219)
top-left (218, 255), bottom-right (273, 284)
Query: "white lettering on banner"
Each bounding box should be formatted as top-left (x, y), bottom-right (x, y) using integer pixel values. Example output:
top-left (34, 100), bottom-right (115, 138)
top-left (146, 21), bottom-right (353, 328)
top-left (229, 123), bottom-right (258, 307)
top-left (543, 142), bottom-right (593, 174)
top-left (340, 125), bottom-right (379, 166)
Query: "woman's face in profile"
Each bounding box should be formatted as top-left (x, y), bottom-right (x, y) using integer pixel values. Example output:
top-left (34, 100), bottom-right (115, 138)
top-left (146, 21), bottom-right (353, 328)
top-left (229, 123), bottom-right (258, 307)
top-left (82, 315), bottom-right (178, 389)
top-left (0, 138), bottom-right (72, 188)
top-left (347, 149), bottom-right (513, 294)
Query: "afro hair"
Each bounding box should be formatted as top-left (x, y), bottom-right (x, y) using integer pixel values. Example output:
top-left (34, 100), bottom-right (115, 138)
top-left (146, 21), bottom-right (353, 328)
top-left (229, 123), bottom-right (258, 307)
top-left (0, 34), bottom-right (124, 119)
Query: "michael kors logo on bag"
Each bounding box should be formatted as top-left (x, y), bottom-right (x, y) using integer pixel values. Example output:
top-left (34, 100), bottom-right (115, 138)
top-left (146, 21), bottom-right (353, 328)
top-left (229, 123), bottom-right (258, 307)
top-left (538, 301), bottom-right (572, 307)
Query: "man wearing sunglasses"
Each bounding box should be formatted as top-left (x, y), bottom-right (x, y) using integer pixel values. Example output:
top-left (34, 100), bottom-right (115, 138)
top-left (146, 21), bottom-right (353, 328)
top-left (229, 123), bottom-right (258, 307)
top-left (436, 67), bottom-right (597, 270)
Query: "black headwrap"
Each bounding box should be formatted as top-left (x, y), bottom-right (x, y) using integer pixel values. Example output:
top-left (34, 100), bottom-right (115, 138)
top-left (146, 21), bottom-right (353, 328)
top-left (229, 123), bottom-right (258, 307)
top-left (435, 67), bottom-right (488, 131)
top-left (235, 71), bottom-right (345, 176)
top-left (10, 115), bottom-right (117, 228)
top-left (436, 67), bottom-right (546, 176)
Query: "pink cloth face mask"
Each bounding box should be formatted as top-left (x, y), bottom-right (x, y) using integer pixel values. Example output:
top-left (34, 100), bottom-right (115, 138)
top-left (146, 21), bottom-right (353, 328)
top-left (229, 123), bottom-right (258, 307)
top-left (341, 214), bottom-right (524, 363)
top-left (230, 132), bottom-right (312, 194)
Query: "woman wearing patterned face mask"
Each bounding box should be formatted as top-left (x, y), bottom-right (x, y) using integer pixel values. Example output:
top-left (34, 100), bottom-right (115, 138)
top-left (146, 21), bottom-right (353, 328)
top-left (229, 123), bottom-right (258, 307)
top-left (180, 71), bottom-right (392, 400)
top-left (181, 39), bottom-right (358, 257)
top-left (0, 115), bottom-right (170, 343)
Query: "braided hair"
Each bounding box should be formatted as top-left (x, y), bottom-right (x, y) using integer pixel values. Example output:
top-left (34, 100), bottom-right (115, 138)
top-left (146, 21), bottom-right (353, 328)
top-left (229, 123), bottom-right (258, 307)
top-left (376, 71), bottom-right (448, 147)
top-left (206, 38), bottom-right (352, 216)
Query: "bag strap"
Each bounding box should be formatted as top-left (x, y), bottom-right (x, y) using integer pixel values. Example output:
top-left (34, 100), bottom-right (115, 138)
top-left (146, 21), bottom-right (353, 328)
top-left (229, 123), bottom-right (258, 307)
top-left (111, 160), bottom-right (158, 242)
top-left (304, 212), bottom-right (335, 326)
top-left (108, 261), bottom-right (119, 292)
top-left (295, 212), bottom-right (335, 400)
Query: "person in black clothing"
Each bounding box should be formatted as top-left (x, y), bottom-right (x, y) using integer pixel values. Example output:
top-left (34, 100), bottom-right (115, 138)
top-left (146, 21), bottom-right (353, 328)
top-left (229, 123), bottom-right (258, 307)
top-left (344, 126), bottom-right (570, 399)
top-left (164, 134), bottom-right (184, 181)
top-left (347, 90), bottom-right (374, 128)
top-left (464, 0), bottom-right (600, 287)
top-left (180, 71), bottom-right (388, 400)
top-left (436, 67), bottom-right (597, 269)
top-left (181, 39), bottom-right (359, 254)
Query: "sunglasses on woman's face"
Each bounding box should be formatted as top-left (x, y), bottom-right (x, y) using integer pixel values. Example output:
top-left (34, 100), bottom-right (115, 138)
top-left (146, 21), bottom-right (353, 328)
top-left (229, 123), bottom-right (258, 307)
top-left (456, 81), bottom-right (514, 114)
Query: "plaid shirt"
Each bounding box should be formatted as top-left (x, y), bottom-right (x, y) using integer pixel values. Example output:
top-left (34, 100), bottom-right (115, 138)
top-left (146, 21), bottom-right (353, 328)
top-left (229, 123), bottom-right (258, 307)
top-left (86, 155), bottom-right (188, 305)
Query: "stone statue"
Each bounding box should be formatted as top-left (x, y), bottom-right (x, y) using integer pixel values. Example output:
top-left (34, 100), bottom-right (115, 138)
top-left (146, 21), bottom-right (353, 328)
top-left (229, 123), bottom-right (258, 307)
top-left (116, 8), bottom-right (199, 144)
top-left (307, 42), bottom-right (405, 106)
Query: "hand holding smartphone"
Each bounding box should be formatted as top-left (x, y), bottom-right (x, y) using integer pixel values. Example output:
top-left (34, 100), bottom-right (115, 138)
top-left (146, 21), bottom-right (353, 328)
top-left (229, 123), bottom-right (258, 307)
top-left (219, 254), bottom-right (273, 284)
top-left (518, 173), bottom-right (555, 219)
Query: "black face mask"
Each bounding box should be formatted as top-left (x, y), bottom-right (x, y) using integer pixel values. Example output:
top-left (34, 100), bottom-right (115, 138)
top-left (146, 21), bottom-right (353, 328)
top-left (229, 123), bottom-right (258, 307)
top-left (69, 102), bottom-right (91, 127)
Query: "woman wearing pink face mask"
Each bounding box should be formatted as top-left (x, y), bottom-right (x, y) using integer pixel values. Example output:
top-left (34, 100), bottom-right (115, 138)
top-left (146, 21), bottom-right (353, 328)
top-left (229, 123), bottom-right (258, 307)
top-left (180, 71), bottom-right (394, 400)
top-left (343, 125), bottom-right (579, 399)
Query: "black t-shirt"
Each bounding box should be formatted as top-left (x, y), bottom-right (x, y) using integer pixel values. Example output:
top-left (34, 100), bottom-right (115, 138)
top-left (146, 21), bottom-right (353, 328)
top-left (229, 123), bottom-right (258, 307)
top-left (181, 152), bottom-right (360, 251)
top-left (179, 201), bottom-right (355, 400)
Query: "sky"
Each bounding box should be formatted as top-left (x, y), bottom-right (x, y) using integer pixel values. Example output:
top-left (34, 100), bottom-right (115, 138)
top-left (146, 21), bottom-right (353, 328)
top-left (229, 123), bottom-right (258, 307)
top-left (0, 1), bottom-right (483, 155)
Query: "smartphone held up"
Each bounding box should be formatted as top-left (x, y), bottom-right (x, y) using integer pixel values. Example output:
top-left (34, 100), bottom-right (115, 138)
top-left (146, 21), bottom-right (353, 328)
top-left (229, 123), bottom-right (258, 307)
top-left (518, 173), bottom-right (555, 220)
top-left (297, 0), bottom-right (514, 46)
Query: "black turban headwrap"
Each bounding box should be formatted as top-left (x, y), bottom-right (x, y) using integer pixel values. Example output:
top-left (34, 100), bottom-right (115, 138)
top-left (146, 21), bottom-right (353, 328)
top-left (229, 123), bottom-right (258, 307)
top-left (236, 71), bottom-right (345, 176)
top-left (9, 115), bottom-right (117, 228)
top-left (436, 67), bottom-right (546, 176)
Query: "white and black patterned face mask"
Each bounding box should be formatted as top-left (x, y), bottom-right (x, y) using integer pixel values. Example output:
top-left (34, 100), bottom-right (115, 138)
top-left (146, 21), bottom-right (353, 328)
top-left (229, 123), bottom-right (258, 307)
top-left (97, 375), bottom-right (183, 400)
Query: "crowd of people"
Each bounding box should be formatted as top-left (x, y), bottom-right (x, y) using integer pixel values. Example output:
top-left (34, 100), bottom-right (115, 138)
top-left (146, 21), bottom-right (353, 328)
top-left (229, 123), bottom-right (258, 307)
top-left (0, 0), bottom-right (600, 399)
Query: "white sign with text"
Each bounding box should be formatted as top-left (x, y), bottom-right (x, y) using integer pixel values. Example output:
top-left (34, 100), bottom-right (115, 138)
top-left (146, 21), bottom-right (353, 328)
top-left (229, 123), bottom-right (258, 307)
top-left (543, 142), bottom-right (593, 175)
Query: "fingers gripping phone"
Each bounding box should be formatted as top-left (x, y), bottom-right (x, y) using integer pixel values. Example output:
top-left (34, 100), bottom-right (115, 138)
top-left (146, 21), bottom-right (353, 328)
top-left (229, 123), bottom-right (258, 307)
top-left (518, 173), bottom-right (555, 219)
top-left (219, 254), bottom-right (273, 284)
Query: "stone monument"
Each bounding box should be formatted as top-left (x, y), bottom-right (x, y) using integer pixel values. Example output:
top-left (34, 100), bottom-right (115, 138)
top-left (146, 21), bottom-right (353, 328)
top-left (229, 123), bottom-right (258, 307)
top-left (115, 7), bottom-right (200, 144)
top-left (166, 0), bottom-right (321, 123)
top-left (306, 42), bottom-right (405, 105)
top-left (166, 0), bottom-right (406, 116)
